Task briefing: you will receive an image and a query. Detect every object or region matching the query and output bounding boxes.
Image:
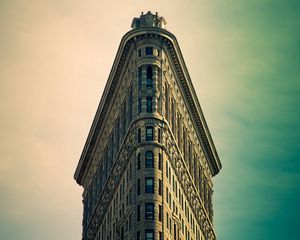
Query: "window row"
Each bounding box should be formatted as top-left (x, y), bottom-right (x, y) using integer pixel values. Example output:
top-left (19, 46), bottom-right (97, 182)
top-left (164, 160), bottom-right (206, 240)
top-left (83, 160), bottom-right (133, 232)
top-left (137, 178), bottom-right (162, 195)
top-left (138, 97), bottom-right (154, 113)
top-left (83, 85), bottom-right (136, 231)
top-left (164, 83), bottom-right (213, 209)
top-left (137, 126), bottom-right (162, 143)
top-left (96, 212), bottom-right (132, 240)
top-left (137, 46), bottom-right (161, 57)
top-left (138, 65), bottom-right (154, 90)
top-left (137, 151), bottom-right (162, 170)
top-left (136, 203), bottom-right (163, 221)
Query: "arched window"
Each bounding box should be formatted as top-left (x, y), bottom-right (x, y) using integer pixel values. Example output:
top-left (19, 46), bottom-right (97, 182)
top-left (145, 151), bottom-right (154, 168)
top-left (146, 66), bottom-right (153, 88)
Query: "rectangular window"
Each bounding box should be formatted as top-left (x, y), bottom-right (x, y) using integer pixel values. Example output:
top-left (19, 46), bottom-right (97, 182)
top-left (166, 161), bottom-right (169, 179)
top-left (137, 128), bottom-right (141, 143)
top-left (166, 188), bottom-right (169, 203)
top-left (159, 232), bottom-right (163, 240)
top-left (145, 203), bottom-right (154, 219)
top-left (145, 230), bottom-right (154, 240)
top-left (146, 66), bottom-right (153, 88)
top-left (146, 126), bottom-right (153, 141)
top-left (138, 97), bottom-right (142, 114)
top-left (145, 47), bottom-right (153, 55)
top-left (137, 204), bottom-right (140, 221)
top-left (174, 224), bottom-right (177, 240)
top-left (158, 128), bottom-right (161, 143)
top-left (129, 86), bottom-right (133, 121)
top-left (146, 97), bottom-right (152, 113)
top-left (171, 98), bottom-right (176, 133)
top-left (159, 205), bottom-right (162, 221)
top-left (129, 162), bottom-right (132, 180)
top-left (183, 127), bottom-right (187, 158)
top-left (145, 177), bottom-right (154, 193)
top-left (138, 67), bottom-right (142, 90)
top-left (137, 153), bottom-right (141, 170)
top-left (137, 179), bottom-right (140, 195)
top-left (136, 231), bottom-right (140, 240)
top-left (172, 175), bottom-right (175, 191)
top-left (138, 49), bottom-right (142, 57)
top-left (159, 179), bottom-right (162, 195)
top-left (158, 153), bottom-right (162, 170)
top-left (165, 83), bottom-right (169, 121)
top-left (145, 151), bottom-right (154, 168)
top-left (177, 114), bottom-right (181, 147)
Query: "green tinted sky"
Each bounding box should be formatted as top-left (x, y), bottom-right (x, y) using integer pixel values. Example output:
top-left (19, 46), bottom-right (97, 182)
top-left (0, 0), bottom-right (299, 239)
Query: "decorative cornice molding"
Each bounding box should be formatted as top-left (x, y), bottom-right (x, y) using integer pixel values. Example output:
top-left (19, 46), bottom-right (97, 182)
top-left (163, 121), bottom-right (216, 239)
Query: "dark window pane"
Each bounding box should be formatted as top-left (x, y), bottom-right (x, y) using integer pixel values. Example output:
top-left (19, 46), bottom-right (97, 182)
top-left (137, 205), bottom-right (140, 221)
top-left (159, 179), bottom-right (162, 195)
top-left (158, 153), bottom-right (162, 170)
top-left (137, 153), bottom-right (141, 170)
top-left (146, 127), bottom-right (153, 141)
top-left (137, 128), bottom-right (141, 143)
top-left (159, 231), bottom-right (162, 240)
top-left (146, 97), bottom-right (152, 113)
top-left (145, 203), bottom-right (154, 219)
top-left (159, 205), bottom-right (162, 221)
top-left (138, 97), bottom-right (142, 114)
top-left (145, 177), bottom-right (154, 193)
top-left (146, 66), bottom-right (153, 88)
top-left (138, 67), bottom-right (142, 90)
top-left (158, 128), bottom-right (161, 143)
top-left (145, 47), bottom-right (153, 55)
top-left (137, 179), bottom-right (140, 195)
top-left (145, 151), bottom-right (154, 168)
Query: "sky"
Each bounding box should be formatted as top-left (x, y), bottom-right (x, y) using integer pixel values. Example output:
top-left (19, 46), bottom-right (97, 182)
top-left (0, 0), bottom-right (299, 239)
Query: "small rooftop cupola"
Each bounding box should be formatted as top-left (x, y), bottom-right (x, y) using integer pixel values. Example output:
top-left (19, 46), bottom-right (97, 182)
top-left (131, 11), bottom-right (167, 29)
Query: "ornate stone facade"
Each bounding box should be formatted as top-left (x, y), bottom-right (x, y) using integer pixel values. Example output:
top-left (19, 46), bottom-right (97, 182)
top-left (74, 11), bottom-right (222, 240)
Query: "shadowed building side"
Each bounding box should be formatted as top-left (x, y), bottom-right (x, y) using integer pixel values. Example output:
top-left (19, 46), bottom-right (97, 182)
top-left (74, 11), bottom-right (222, 240)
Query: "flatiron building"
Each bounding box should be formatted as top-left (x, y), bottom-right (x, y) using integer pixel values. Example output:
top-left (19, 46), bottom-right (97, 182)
top-left (74, 11), bottom-right (222, 240)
